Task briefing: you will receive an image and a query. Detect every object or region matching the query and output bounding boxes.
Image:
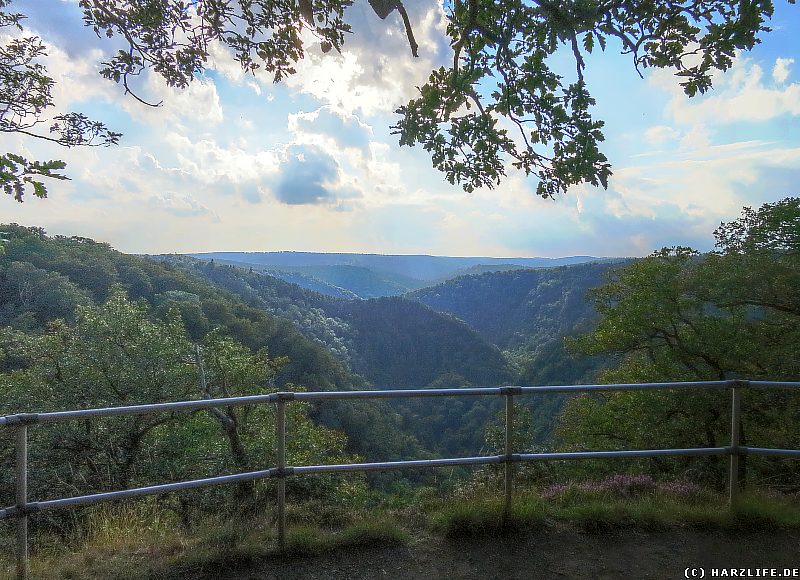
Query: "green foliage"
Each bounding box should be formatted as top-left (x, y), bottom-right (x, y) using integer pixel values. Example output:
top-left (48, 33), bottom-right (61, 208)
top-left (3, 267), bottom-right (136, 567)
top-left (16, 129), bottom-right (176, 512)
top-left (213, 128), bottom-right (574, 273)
top-left (403, 262), bottom-right (620, 448)
top-left (0, 7), bottom-right (121, 201)
top-left (0, 224), bottom-right (430, 484)
top-left (429, 495), bottom-right (548, 537)
top-left (176, 257), bottom-right (514, 389)
top-left (0, 260), bottom-right (92, 329)
top-left (326, 296), bottom-right (512, 388)
top-left (394, 0), bottom-right (787, 193)
top-left (484, 404), bottom-right (537, 454)
top-left (0, 226), bottom-right (414, 526)
top-left (83, 0), bottom-right (353, 87)
top-left (0, 225), bottom-right (356, 390)
top-left (279, 517), bottom-right (407, 556)
top-left (0, 155), bottom-right (69, 202)
top-left (409, 261), bottom-right (618, 352)
top-left (715, 196), bottom-right (800, 255)
top-left (559, 199), bottom-right (800, 487)
top-left (0, 288), bottom-right (364, 525)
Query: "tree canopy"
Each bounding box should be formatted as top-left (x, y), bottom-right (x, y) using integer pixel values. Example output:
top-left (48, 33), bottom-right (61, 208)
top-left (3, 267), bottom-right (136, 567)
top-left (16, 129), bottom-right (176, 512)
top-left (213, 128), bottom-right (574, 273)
top-left (559, 198), bottom-right (800, 486)
top-left (2, 0), bottom-right (795, 201)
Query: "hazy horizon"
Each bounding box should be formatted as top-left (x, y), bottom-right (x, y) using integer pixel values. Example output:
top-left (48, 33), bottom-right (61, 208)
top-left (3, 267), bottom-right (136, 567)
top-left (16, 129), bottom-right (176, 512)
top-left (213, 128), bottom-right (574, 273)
top-left (186, 250), bottom-right (615, 260)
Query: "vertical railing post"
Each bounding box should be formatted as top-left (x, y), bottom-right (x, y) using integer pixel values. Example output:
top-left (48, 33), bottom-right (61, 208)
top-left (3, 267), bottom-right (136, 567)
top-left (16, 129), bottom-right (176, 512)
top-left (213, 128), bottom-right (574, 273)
top-left (502, 388), bottom-right (516, 519)
top-left (16, 423), bottom-right (28, 580)
top-left (276, 396), bottom-right (287, 548)
top-left (728, 380), bottom-right (744, 506)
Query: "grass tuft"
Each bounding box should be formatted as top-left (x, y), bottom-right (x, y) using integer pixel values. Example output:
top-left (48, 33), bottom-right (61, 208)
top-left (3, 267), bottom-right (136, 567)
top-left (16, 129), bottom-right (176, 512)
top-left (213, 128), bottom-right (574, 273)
top-left (278, 518), bottom-right (407, 556)
top-left (430, 495), bottom-right (548, 537)
top-left (730, 493), bottom-right (800, 531)
top-left (9, 510), bottom-right (409, 579)
top-left (426, 485), bottom-right (800, 537)
top-left (334, 518), bottom-right (409, 548)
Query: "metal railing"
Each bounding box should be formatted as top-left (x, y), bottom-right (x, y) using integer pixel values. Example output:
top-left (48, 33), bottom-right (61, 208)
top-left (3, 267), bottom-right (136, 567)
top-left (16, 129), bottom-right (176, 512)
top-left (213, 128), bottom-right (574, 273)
top-left (2, 379), bottom-right (800, 579)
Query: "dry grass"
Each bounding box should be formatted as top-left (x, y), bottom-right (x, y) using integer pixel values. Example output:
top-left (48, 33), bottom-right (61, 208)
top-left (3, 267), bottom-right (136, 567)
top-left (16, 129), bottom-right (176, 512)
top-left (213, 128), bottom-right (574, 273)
top-left (2, 486), bottom-right (799, 579)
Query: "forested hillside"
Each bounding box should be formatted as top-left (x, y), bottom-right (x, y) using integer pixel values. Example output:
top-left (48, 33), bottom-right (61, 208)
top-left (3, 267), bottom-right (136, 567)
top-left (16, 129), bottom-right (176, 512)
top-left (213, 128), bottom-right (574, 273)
top-left (558, 198), bottom-right (800, 488)
top-left (408, 261), bottom-right (621, 350)
top-left (1, 226), bottom-right (611, 469)
top-left (166, 256), bottom-right (624, 451)
top-left (0, 226), bottom-right (349, 390)
top-left (192, 251), bottom-right (608, 297)
top-left (162, 257), bottom-right (513, 389)
top-left (406, 262), bottom-right (625, 389)
top-left (325, 297), bottom-right (513, 388)
top-left (2, 199), bottom-right (799, 578)
top-left (203, 259), bottom-right (426, 298)
top-left (259, 264), bottom-right (427, 298)
top-left (0, 225), bottom-right (422, 464)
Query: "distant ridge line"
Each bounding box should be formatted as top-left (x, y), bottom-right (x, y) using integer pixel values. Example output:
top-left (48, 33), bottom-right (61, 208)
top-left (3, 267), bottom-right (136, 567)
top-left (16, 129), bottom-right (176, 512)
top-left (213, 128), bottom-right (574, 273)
top-left (189, 250), bottom-right (607, 261)
top-left (185, 252), bottom-right (619, 289)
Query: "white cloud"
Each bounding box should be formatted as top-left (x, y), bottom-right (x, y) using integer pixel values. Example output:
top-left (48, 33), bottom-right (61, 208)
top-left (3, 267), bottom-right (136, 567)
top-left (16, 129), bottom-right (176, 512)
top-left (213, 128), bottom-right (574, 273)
top-left (678, 125), bottom-right (712, 151)
top-left (773, 58), bottom-right (794, 84)
top-left (3, 25), bottom-right (224, 129)
top-left (651, 56), bottom-right (800, 125)
top-left (643, 125), bottom-right (679, 146)
top-left (288, 106), bottom-right (373, 151)
top-left (607, 140), bottom-right (800, 230)
top-left (207, 40), bottom-right (249, 84)
top-left (284, 0), bottom-right (451, 116)
top-left (0, 29), bottom-right (116, 113)
top-left (164, 133), bottom-right (280, 185)
top-left (148, 191), bottom-right (217, 219)
top-left (122, 75), bottom-right (225, 127)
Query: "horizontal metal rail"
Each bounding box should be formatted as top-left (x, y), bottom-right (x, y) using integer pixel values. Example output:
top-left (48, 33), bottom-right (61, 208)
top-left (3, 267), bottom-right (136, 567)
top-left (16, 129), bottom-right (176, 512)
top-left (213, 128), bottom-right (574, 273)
top-left (2, 468), bottom-right (280, 516)
top-left (289, 380), bottom-right (737, 401)
top-left (743, 447), bottom-right (800, 458)
top-left (292, 455), bottom-right (505, 475)
top-left (2, 445), bottom-right (795, 519)
top-left (518, 447), bottom-right (730, 461)
top-left (2, 379), bottom-right (799, 580)
top-left (1, 379), bottom-right (768, 426)
top-left (0, 393), bottom-right (280, 426)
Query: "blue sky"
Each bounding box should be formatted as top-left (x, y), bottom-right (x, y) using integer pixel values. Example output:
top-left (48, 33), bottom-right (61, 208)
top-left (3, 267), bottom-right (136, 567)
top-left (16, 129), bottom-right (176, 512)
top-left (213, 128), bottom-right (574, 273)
top-left (3, 0), bottom-right (799, 258)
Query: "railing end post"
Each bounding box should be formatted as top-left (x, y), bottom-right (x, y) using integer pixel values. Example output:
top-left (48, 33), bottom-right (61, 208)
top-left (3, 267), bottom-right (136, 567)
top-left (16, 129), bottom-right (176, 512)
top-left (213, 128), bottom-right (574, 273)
top-left (15, 423), bottom-right (29, 580)
top-left (503, 391), bottom-right (516, 520)
top-left (275, 398), bottom-right (288, 549)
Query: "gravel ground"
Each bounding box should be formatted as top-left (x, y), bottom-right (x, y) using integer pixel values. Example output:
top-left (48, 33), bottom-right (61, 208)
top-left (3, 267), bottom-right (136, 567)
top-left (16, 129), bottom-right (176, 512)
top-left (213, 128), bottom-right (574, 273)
top-left (213, 525), bottom-right (799, 580)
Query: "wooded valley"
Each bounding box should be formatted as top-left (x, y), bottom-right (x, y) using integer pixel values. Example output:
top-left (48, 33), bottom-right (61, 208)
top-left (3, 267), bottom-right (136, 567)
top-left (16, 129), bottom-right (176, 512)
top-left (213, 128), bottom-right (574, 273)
top-left (1, 198), bottom-right (798, 576)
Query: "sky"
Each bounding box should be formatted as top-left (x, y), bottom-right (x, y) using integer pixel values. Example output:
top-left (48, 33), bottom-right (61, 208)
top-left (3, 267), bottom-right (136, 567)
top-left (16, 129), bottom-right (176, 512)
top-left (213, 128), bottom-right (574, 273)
top-left (2, 0), bottom-right (799, 258)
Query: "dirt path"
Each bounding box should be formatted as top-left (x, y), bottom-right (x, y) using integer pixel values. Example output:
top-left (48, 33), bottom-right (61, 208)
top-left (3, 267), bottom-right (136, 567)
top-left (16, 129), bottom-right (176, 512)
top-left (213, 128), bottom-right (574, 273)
top-left (216, 526), bottom-right (799, 580)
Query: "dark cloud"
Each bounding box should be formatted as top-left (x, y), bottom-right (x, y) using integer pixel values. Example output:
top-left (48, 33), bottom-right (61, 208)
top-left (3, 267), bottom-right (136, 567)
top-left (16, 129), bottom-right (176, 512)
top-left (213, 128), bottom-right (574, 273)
top-left (274, 145), bottom-right (340, 205)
